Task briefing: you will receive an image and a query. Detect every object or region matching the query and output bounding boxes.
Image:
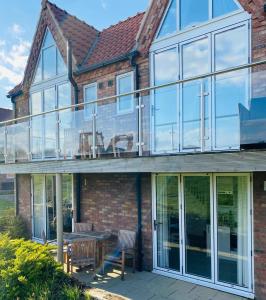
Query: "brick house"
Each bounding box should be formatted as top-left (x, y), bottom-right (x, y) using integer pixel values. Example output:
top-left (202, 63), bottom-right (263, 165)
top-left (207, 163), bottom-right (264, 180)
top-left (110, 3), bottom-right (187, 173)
top-left (3, 0), bottom-right (266, 299)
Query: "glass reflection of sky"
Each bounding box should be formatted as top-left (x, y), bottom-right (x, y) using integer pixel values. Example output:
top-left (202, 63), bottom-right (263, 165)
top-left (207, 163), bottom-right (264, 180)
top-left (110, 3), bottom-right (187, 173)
top-left (213, 0), bottom-right (239, 18)
top-left (158, 0), bottom-right (177, 38)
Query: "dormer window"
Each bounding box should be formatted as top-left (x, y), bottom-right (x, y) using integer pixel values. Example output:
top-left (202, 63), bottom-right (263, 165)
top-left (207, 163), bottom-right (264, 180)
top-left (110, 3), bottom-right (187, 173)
top-left (157, 0), bottom-right (241, 39)
top-left (33, 29), bottom-right (67, 84)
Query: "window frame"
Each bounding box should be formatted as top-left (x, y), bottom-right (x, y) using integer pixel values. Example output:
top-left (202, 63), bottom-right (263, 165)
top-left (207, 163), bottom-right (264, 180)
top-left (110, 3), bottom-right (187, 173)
top-left (32, 28), bottom-right (67, 86)
top-left (83, 82), bottom-right (98, 120)
top-left (155, 0), bottom-right (245, 42)
top-left (116, 71), bottom-right (135, 115)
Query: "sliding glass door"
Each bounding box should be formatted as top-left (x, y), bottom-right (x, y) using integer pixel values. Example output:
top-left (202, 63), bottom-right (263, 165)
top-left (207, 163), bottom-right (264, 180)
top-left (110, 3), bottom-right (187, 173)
top-left (154, 173), bottom-right (252, 294)
top-left (32, 174), bottom-right (73, 241)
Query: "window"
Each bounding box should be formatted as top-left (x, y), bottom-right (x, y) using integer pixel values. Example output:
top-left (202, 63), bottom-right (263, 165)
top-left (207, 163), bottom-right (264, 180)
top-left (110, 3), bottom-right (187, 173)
top-left (33, 29), bottom-right (67, 84)
top-left (84, 83), bottom-right (97, 119)
top-left (117, 72), bottom-right (134, 114)
top-left (157, 0), bottom-right (241, 39)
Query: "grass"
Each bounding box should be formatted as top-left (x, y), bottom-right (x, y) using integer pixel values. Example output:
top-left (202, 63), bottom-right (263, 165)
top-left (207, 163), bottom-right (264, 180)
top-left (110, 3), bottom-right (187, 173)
top-left (0, 199), bottom-right (15, 218)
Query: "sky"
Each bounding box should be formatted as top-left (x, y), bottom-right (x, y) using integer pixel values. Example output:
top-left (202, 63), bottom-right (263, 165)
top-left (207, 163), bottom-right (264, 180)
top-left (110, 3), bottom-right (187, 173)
top-left (0, 0), bottom-right (149, 109)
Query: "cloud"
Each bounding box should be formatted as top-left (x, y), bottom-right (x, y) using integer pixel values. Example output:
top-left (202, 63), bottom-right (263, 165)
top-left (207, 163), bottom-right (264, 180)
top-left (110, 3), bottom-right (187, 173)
top-left (0, 38), bottom-right (30, 86)
top-left (100, 0), bottom-right (107, 10)
top-left (9, 23), bottom-right (24, 35)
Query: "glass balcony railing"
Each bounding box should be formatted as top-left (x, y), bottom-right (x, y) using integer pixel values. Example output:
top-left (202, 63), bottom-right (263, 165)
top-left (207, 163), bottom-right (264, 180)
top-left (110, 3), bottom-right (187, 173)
top-left (1, 61), bottom-right (266, 164)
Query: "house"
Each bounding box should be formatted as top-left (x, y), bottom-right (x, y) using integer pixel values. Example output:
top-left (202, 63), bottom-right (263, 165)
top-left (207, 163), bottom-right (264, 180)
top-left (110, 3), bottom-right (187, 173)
top-left (3, 0), bottom-right (266, 299)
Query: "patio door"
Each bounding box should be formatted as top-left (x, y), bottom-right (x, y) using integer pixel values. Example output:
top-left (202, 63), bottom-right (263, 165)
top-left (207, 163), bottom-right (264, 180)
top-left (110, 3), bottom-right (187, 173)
top-left (32, 174), bottom-right (73, 241)
top-left (153, 173), bottom-right (253, 296)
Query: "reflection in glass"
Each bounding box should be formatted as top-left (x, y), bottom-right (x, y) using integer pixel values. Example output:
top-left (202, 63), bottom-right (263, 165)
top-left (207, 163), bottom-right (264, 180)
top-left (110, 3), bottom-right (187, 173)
top-left (57, 49), bottom-right (67, 75)
top-left (182, 37), bottom-right (209, 78)
top-left (216, 176), bottom-right (249, 287)
top-left (156, 175), bottom-right (180, 271)
top-left (154, 49), bottom-right (178, 152)
top-left (158, 0), bottom-right (177, 38)
top-left (213, 0), bottom-right (239, 18)
top-left (43, 46), bottom-right (56, 80)
top-left (180, 0), bottom-right (209, 30)
top-left (215, 26), bottom-right (247, 71)
top-left (31, 92), bottom-right (43, 159)
top-left (46, 175), bottom-right (56, 240)
top-left (84, 84), bottom-right (97, 119)
top-left (44, 88), bottom-right (56, 158)
top-left (184, 176), bottom-right (211, 279)
top-left (117, 74), bottom-right (133, 113)
top-left (33, 176), bottom-right (45, 239)
top-left (214, 70), bottom-right (247, 149)
top-left (43, 30), bottom-right (54, 48)
top-left (63, 174), bottom-right (73, 233)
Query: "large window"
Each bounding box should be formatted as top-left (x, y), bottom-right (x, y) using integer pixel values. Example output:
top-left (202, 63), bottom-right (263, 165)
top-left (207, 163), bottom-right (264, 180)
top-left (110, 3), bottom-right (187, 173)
top-left (32, 174), bottom-right (73, 241)
top-left (152, 19), bottom-right (249, 153)
top-left (84, 83), bottom-right (97, 119)
top-left (116, 72), bottom-right (134, 114)
top-left (157, 0), bottom-right (241, 38)
top-left (33, 30), bottom-right (67, 84)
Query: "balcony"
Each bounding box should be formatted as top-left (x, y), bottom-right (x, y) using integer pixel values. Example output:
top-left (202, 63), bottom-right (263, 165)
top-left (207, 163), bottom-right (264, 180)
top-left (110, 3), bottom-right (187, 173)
top-left (1, 61), bottom-right (266, 168)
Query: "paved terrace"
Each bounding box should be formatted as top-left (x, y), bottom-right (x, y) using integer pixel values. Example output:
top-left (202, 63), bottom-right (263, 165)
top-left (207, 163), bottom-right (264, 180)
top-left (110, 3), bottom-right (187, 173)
top-left (74, 268), bottom-right (248, 300)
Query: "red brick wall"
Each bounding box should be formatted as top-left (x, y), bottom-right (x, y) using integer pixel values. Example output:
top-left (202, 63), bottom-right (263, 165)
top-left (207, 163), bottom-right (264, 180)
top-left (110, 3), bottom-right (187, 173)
top-left (80, 173), bottom-right (153, 270)
top-left (253, 172), bottom-right (266, 300)
top-left (16, 174), bottom-right (32, 233)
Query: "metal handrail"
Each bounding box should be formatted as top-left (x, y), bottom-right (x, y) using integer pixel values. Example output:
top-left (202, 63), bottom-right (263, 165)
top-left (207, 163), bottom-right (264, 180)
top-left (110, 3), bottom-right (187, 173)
top-left (2, 59), bottom-right (266, 126)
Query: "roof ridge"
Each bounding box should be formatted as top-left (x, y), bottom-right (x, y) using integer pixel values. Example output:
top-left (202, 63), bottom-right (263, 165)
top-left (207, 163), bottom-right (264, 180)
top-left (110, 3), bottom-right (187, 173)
top-left (47, 0), bottom-right (100, 33)
top-left (101, 11), bottom-right (145, 31)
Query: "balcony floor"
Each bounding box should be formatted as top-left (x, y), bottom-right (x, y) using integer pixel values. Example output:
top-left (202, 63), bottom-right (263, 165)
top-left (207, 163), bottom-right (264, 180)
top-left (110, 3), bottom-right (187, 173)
top-left (74, 268), bottom-right (248, 300)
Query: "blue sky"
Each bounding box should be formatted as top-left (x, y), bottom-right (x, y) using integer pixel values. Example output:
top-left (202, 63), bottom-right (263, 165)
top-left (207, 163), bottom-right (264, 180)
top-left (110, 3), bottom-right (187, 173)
top-left (0, 0), bottom-right (149, 109)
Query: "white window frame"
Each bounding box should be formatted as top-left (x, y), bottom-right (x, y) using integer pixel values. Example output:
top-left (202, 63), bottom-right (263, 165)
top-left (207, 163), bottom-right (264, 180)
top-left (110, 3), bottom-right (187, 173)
top-left (116, 71), bottom-right (134, 115)
top-left (155, 0), bottom-right (244, 41)
top-left (32, 28), bottom-right (67, 87)
top-left (152, 172), bottom-right (254, 299)
top-left (83, 82), bottom-right (98, 120)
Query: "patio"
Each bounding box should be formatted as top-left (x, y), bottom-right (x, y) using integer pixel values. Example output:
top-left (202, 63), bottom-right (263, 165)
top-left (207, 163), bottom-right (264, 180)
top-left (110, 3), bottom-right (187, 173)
top-left (74, 268), bottom-right (248, 300)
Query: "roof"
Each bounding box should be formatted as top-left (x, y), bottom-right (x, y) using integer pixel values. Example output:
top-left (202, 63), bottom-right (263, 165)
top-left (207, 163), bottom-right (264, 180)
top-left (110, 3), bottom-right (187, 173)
top-left (0, 108), bottom-right (13, 122)
top-left (8, 1), bottom-right (145, 98)
top-left (82, 12), bottom-right (145, 69)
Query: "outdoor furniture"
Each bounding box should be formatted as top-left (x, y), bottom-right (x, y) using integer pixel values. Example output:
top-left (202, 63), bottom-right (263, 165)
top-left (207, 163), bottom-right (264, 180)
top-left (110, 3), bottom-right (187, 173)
top-left (63, 231), bottom-right (112, 273)
top-left (79, 131), bottom-right (104, 158)
top-left (107, 134), bottom-right (134, 157)
top-left (102, 229), bottom-right (136, 280)
top-left (68, 239), bottom-right (97, 273)
top-left (74, 222), bottom-right (93, 232)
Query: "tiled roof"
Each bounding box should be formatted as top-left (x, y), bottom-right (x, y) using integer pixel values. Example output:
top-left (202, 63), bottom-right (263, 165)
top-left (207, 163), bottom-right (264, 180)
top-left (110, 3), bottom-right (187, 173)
top-left (47, 1), bottom-right (99, 66)
top-left (82, 12), bottom-right (145, 69)
top-left (0, 108), bottom-right (13, 121)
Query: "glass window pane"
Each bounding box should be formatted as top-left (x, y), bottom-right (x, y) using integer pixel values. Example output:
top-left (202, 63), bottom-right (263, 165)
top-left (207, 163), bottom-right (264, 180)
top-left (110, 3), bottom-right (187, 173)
top-left (215, 26), bottom-right (247, 71)
top-left (63, 174), bottom-right (72, 233)
top-left (158, 0), bottom-right (177, 38)
top-left (213, 0), bottom-right (239, 18)
top-left (180, 0), bottom-right (209, 30)
top-left (216, 176), bottom-right (250, 288)
top-left (184, 176), bottom-right (211, 279)
top-left (57, 49), bottom-right (67, 75)
top-left (182, 37), bottom-right (209, 78)
top-left (43, 46), bottom-right (56, 80)
top-left (155, 48), bottom-right (178, 85)
top-left (43, 30), bottom-right (54, 48)
top-left (46, 175), bottom-right (56, 240)
top-left (44, 88), bottom-right (56, 157)
top-left (156, 175), bottom-right (180, 271)
top-left (31, 91), bottom-right (42, 114)
top-left (33, 57), bottom-right (42, 83)
top-left (58, 83), bottom-right (71, 108)
top-left (33, 175), bottom-right (45, 239)
top-left (84, 84), bottom-right (97, 119)
top-left (215, 116), bottom-right (239, 149)
top-left (118, 74), bottom-right (133, 112)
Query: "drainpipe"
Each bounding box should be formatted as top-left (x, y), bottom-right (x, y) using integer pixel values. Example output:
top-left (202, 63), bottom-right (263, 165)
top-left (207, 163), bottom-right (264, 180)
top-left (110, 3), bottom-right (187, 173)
top-left (136, 173), bottom-right (143, 271)
top-left (76, 173), bottom-right (81, 223)
top-left (67, 40), bottom-right (79, 106)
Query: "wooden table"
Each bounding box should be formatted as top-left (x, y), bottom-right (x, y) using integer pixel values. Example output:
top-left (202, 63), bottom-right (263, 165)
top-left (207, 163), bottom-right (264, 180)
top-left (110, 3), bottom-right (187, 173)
top-left (63, 231), bottom-right (112, 273)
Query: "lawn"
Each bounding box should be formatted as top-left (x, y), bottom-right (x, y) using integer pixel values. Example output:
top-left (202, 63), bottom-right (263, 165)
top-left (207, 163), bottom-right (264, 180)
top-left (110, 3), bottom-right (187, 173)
top-left (0, 199), bottom-right (15, 218)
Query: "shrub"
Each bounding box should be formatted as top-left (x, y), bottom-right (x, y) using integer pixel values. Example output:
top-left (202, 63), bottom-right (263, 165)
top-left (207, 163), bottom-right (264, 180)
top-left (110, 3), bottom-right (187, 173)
top-left (0, 235), bottom-right (82, 300)
top-left (0, 212), bottom-right (29, 239)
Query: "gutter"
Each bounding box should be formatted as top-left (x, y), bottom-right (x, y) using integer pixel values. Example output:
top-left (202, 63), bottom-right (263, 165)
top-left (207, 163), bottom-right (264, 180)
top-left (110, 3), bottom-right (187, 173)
top-left (67, 40), bottom-right (79, 106)
top-left (75, 50), bottom-right (139, 75)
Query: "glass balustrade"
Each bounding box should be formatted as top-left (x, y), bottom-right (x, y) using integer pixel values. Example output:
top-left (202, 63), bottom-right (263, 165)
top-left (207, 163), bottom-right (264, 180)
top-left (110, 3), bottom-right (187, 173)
top-left (1, 64), bottom-right (266, 164)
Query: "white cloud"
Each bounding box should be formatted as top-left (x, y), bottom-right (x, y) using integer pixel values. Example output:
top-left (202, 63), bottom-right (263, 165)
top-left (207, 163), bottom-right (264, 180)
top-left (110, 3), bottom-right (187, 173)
top-left (100, 0), bottom-right (107, 10)
top-left (9, 23), bottom-right (24, 35)
top-left (0, 38), bottom-right (30, 86)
